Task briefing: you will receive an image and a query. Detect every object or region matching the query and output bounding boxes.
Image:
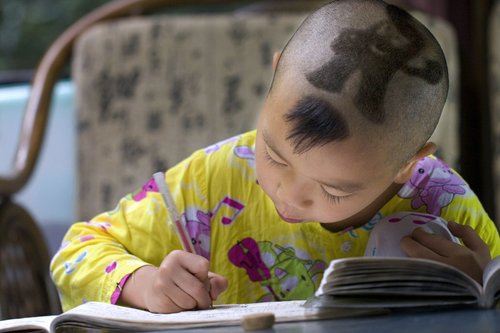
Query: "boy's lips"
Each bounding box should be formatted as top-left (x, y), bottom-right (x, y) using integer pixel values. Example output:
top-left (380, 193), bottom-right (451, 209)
top-left (276, 209), bottom-right (304, 223)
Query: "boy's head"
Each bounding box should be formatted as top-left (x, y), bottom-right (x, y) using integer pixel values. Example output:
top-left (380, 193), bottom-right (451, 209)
top-left (255, 0), bottom-right (448, 230)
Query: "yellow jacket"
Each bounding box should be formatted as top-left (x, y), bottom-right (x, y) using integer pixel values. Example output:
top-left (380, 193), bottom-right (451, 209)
top-left (51, 130), bottom-right (500, 311)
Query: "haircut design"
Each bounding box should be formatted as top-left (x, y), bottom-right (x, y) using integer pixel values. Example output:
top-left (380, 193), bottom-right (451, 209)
top-left (285, 96), bottom-right (349, 154)
top-left (306, 4), bottom-right (444, 123)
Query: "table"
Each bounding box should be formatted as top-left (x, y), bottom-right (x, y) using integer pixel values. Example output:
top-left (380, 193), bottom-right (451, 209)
top-left (55, 307), bottom-right (500, 333)
top-left (178, 307), bottom-right (498, 333)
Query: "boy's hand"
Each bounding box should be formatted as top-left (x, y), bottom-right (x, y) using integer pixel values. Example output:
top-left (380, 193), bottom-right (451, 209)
top-left (400, 221), bottom-right (491, 284)
top-left (121, 250), bottom-right (228, 313)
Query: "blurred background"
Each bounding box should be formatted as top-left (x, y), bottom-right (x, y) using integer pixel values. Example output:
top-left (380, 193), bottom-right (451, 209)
top-left (0, 0), bottom-right (499, 255)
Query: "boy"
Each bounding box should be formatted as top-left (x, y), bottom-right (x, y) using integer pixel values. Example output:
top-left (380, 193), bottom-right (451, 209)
top-left (51, 0), bottom-right (500, 313)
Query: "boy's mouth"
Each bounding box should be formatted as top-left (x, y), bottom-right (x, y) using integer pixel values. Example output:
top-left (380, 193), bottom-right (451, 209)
top-left (276, 209), bottom-right (304, 223)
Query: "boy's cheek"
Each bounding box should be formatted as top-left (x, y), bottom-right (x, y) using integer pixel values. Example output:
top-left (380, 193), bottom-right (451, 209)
top-left (254, 156), bottom-right (277, 195)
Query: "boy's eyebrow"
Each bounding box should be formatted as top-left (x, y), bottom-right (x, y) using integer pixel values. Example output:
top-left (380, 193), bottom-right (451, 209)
top-left (262, 130), bottom-right (364, 193)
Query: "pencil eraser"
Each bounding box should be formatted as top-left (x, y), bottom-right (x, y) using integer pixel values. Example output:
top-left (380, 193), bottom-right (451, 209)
top-left (241, 312), bottom-right (275, 331)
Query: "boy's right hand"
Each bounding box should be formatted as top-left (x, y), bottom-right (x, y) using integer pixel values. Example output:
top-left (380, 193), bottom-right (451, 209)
top-left (120, 250), bottom-right (228, 313)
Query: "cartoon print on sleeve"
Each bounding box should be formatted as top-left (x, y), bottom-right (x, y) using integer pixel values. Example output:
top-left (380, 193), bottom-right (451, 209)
top-left (228, 238), bottom-right (326, 302)
top-left (234, 145), bottom-right (255, 169)
top-left (132, 177), bottom-right (159, 201)
top-left (204, 135), bottom-right (241, 154)
top-left (398, 157), bottom-right (469, 215)
top-left (64, 251), bottom-right (87, 274)
top-left (181, 197), bottom-right (245, 260)
top-left (228, 237), bottom-right (272, 280)
top-left (105, 261), bottom-right (117, 273)
top-left (85, 221), bottom-right (112, 231)
top-left (345, 212), bottom-right (381, 239)
top-left (183, 207), bottom-right (212, 260)
top-left (80, 235), bottom-right (95, 242)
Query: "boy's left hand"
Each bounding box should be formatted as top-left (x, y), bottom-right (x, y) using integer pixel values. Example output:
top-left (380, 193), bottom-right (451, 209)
top-left (400, 221), bottom-right (491, 284)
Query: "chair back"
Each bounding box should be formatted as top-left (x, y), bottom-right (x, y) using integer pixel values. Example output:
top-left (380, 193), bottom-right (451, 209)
top-left (72, 9), bottom-right (460, 220)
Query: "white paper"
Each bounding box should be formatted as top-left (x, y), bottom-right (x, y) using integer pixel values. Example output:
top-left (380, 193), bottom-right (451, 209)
top-left (58, 300), bottom-right (314, 324)
top-left (0, 315), bottom-right (56, 332)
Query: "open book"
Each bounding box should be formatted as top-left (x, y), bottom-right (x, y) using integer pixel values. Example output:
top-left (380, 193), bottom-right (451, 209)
top-left (305, 256), bottom-right (500, 309)
top-left (0, 300), bottom-right (381, 332)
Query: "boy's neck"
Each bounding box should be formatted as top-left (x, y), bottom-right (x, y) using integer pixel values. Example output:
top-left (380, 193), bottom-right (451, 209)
top-left (320, 182), bottom-right (404, 233)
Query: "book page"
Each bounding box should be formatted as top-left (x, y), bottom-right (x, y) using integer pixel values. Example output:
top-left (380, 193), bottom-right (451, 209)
top-left (314, 257), bottom-right (482, 308)
top-left (0, 315), bottom-right (55, 333)
top-left (51, 301), bottom-right (374, 330)
top-left (482, 256), bottom-right (500, 307)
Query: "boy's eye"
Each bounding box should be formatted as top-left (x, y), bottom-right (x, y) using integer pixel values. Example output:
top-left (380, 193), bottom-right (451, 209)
top-left (264, 146), bottom-right (287, 167)
top-left (321, 187), bottom-right (350, 205)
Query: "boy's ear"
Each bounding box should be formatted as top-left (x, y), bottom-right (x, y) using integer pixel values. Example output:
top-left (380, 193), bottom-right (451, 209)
top-left (272, 51), bottom-right (282, 72)
top-left (393, 142), bottom-right (437, 184)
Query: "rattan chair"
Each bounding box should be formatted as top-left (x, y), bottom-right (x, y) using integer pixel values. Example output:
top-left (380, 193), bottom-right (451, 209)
top-left (0, 0), bottom-right (259, 319)
top-left (0, 201), bottom-right (61, 319)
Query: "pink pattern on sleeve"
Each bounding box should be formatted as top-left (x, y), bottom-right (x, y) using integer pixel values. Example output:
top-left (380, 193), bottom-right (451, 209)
top-left (110, 273), bottom-right (131, 305)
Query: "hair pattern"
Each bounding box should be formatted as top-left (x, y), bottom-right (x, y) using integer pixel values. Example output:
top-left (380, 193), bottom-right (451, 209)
top-left (306, 3), bottom-right (444, 123)
top-left (285, 96), bottom-right (349, 154)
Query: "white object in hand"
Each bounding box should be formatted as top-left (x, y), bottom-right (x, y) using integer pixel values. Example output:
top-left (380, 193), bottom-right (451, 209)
top-left (364, 211), bottom-right (460, 257)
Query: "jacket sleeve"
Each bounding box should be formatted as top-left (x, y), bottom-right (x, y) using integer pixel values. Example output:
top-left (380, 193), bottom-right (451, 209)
top-left (50, 180), bottom-right (185, 311)
top-left (439, 182), bottom-right (500, 259)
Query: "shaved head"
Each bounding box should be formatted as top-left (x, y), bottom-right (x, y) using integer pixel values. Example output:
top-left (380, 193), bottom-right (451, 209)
top-left (270, 0), bottom-right (448, 169)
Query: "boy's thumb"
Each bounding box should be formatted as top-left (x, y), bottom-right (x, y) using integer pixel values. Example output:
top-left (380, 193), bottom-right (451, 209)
top-left (208, 271), bottom-right (228, 300)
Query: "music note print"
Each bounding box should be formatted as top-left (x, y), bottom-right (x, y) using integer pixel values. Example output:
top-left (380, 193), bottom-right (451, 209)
top-left (212, 196), bottom-right (245, 225)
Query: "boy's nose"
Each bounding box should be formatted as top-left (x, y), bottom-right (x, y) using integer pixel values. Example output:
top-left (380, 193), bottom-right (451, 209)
top-left (276, 177), bottom-right (313, 210)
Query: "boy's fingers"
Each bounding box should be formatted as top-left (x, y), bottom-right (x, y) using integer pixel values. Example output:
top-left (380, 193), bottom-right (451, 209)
top-left (407, 227), bottom-right (457, 257)
top-left (157, 251), bottom-right (228, 309)
top-left (400, 234), bottom-right (441, 260)
top-left (157, 263), bottom-right (198, 310)
top-left (160, 251), bottom-right (212, 309)
top-left (161, 286), bottom-right (196, 313)
top-left (147, 269), bottom-right (192, 313)
top-left (170, 250), bottom-right (210, 281)
top-left (400, 223), bottom-right (491, 285)
top-left (149, 298), bottom-right (183, 314)
top-left (208, 272), bottom-right (228, 300)
top-left (170, 268), bottom-right (212, 309)
top-left (448, 221), bottom-right (490, 254)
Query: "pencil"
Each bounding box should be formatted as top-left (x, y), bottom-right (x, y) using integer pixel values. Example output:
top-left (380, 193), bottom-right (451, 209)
top-left (153, 172), bottom-right (196, 254)
top-left (153, 172), bottom-right (214, 308)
